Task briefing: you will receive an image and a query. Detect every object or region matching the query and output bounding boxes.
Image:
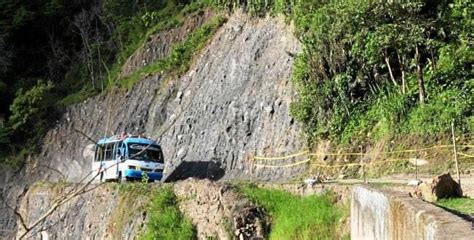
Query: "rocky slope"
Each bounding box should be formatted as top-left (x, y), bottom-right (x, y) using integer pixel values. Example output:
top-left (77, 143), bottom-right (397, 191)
top-left (33, 11), bottom-right (303, 183)
top-left (14, 180), bottom-right (267, 239)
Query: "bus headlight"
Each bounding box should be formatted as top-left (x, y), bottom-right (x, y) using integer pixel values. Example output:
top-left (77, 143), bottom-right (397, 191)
top-left (128, 165), bottom-right (136, 170)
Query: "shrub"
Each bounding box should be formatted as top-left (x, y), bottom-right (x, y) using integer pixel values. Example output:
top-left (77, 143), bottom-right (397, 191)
top-left (9, 81), bottom-right (53, 131)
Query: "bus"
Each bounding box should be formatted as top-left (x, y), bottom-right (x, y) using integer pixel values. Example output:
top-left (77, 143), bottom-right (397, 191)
top-left (92, 134), bottom-right (164, 182)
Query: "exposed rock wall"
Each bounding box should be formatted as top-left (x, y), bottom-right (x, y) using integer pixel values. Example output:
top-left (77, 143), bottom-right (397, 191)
top-left (351, 185), bottom-right (474, 240)
top-left (33, 11), bottom-right (303, 183)
top-left (0, 168), bottom-right (27, 239)
top-left (15, 183), bottom-right (148, 239)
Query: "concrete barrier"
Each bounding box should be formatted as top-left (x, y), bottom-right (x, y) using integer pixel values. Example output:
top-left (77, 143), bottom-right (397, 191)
top-left (351, 185), bottom-right (474, 240)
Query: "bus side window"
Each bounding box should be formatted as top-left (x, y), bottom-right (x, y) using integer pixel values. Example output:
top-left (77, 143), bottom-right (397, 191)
top-left (114, 141), bottom-right (123, 160)
top-left (104, 143), bottom-right (114, 161)
top-left (123, 142), bottom-right (129, 159)
top-left (119, 141), bottom-right (125, 159)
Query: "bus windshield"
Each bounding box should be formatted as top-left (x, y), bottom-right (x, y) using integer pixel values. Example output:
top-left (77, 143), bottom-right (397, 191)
top-left (127, 143), bottom-right (163, 163)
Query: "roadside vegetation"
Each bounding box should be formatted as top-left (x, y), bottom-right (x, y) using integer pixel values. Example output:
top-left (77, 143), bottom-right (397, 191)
top-left (112, 183), bottom-right (153, 239)
top-left (436, 197), bottom-right (474, 216)
top-left (116, 183), bottom-right (195, 240)
top-left (213, 0), bottom-right (473, 175)
top-left (239, 184), bottom-right (347, 239)
top-left (218, 0), bottom-right (473, 144)
top-left (140, 185), bottom-right (195, 240)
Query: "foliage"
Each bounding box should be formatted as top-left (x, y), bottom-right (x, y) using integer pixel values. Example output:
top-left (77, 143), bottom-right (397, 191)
top-left (9, 81), bottom-right (54, 132)
top-left (0, 0), bottom-right (215, 165)
top-left (141, 185), bottom-right (195, 240)
top-left (112, 183), bottom-right (154, 239)
top-left (239, 184), bottom-right (344, 240)
top-left (211, 0), bottom-right (473, 146)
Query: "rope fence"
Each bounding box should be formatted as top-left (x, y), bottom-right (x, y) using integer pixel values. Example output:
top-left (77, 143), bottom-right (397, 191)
top-left (251, 144), bottom-right (474, 169)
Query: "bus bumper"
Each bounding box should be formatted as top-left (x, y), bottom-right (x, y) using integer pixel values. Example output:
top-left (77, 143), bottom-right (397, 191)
top-left (123, 169), bottom-right (162, 181)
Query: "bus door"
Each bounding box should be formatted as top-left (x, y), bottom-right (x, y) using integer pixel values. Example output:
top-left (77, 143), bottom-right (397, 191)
top-left (92, 144), bottom-right (105, 176)
top-left (102, 142), bottom-right (118, 179)
top-left (114, 141), bottom-right (124, 177)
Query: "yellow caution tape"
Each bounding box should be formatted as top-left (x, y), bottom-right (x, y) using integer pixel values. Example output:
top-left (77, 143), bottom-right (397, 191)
top-left (253, 154), bottom-right (474, 168)
top-left (254, 158), bottom-right (412, 169)
top-left (253, 158), bottom-right (311, 168)
top-left (253, 150), bottom-right (309, 160)
top-left (309, 152), bottom-right (366, 156)
top-left (251, 142), bottom-right (474, 169)
top-left (254, 144), bottom-right (474, 161)
top-left (311, 158), bottom-right (408, 168)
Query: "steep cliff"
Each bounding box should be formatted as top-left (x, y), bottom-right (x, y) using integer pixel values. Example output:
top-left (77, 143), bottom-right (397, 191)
top-left (34, 11), bottom-right (303, 183)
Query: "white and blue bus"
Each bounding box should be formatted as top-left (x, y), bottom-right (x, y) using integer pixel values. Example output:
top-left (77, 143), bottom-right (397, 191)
top-left (92, 135), bottom-right (164, 182)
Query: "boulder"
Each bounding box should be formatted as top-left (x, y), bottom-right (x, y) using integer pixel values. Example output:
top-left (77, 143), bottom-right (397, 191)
top-left (416, 173), bottom-right (462, 202)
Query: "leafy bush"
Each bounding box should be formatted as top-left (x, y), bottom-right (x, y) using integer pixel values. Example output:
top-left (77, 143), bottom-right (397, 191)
top-left (269, 0), bottom-right (472, 146)
top-left (9, 81), bottom-right (54, 131)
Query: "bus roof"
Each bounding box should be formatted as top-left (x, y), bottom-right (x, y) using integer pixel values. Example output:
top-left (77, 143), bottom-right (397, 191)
top-left (97, 136), bottom-right (160, 146)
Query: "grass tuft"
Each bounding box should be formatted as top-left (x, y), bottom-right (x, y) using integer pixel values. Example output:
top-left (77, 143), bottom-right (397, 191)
top-left (436, 197), bottom-right (474, 216)
top-left (239, 184), bottom-right (346, 240)
top-left (140, 185), bottom-right (195, 240)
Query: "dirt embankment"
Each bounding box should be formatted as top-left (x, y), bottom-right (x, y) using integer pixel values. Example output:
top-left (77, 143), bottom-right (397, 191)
top-left (175, 179), bottom-right (267, 239)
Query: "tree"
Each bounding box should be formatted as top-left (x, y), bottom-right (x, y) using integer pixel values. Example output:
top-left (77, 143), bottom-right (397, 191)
top-left (0, 35), bottom-right (11, 75)
top-left (8, 81), bottom-right (53, 131)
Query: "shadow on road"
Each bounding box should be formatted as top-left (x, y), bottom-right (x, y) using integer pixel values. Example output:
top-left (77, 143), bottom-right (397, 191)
top-left (163, 161), bottom-right (225, 182)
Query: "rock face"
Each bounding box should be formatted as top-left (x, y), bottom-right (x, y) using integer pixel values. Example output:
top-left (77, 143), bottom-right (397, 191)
top-left (15, 183), bottom-right (148, 240)
top-left (31, 11), bottom-right (303, 183)
top-left (174, 179), bottom-right (267, 239)
top-left (158, 12), bottom-right (303, 180)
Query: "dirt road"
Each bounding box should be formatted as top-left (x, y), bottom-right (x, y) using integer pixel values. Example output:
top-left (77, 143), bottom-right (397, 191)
top-left (327, 173), bottom-right (474, 197)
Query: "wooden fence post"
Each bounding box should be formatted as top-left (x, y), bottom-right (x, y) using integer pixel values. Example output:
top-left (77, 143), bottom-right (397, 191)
top-left (451, 120), bottom-right (461, 187)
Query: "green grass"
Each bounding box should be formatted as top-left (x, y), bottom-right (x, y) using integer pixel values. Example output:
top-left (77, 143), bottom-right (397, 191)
top-left (111, 182), bottom-right (154, 239)
top-left (57, 86), bottom-right (100, 106)
top-left (239, 184), bottom-right (345, 240)
top-left (140, 185), bottom-right (195, 240)
top-left (436, 197), bottom-right (474, 216)
top-left (119, 15), bottom-right (226, 89)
